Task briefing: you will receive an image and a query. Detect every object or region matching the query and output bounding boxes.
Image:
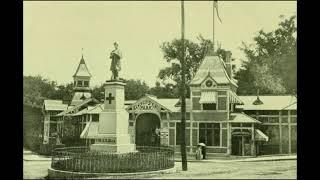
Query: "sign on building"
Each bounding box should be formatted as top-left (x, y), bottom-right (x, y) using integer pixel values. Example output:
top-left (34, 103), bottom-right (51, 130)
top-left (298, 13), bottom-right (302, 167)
top-left (43, 121), bottom-right (50, 144)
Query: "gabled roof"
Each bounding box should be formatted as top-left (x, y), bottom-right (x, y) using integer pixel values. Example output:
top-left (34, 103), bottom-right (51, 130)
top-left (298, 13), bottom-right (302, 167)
top-left (71, 92), bottom-right (92, 106)
top-left (237, 95), bottom-right (297, 110)
top-left (57, 98), bottom-right (99, 116)
top-left (43, 100), bottom-right (68, 111)
top-left (126, 94), bottom-right (173, 112)
top-left (73, 105), bottom-right (97, 116)
top-left (86, 104), bottom-right (104, 114)
top-left (190, 56), bottom-right (237, 87)
top-left (230, 113), bottom-right (261, 124)
top-left (73, 55), bottom-right (92, 77)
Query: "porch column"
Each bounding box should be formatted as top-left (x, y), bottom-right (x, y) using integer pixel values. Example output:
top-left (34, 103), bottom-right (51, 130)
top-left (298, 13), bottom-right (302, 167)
top-left (241, 136), bottom-right (245, 156)
top-left (226, 91), bottom-right (231, 155)
top-left (288, 110), bottom-right (292, 154)
top-left (132, 111), bottom-right (136, 144)
top-left (227, 123), bottom-right (232, 155)
top-left (81, 115), bottom-right (84, 130)
top-left (279, 111), bottom-right (283, 154)
top-left (251, 124), bottom-right (256, 156)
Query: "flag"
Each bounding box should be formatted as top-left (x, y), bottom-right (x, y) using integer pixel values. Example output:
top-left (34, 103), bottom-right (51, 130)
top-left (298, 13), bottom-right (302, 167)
top-left (214, 0), bottom-right (222, 23)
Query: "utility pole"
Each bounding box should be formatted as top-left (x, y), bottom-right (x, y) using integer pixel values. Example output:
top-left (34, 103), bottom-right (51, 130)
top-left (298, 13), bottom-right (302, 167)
top-left (180, 0), bottom-right (188, 171)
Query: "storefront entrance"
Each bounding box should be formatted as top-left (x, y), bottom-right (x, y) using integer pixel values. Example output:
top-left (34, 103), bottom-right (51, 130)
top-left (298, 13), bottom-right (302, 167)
top-left (231, 133), bottom-right (251, 156)
top-left (135, 113), bottom-right (160, 146)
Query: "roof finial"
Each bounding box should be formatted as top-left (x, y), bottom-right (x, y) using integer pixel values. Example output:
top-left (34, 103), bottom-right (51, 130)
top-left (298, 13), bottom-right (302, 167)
top-left (81, 48), bottom-right (84, 59)
top-left (253, 88), bottom-right (263, 105)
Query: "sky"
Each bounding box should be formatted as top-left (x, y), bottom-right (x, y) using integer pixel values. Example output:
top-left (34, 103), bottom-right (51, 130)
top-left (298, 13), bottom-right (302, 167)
top-left (23, 1), bottom-right (297, 87)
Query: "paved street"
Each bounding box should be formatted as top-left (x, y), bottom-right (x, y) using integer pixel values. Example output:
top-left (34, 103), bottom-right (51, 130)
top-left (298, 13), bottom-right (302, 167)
top-left (155, 160), bottom-right (296, 179)
top-left (23, 160), bottom-right (51, 179)
top-left (23, 151), bottom-right (296, 179)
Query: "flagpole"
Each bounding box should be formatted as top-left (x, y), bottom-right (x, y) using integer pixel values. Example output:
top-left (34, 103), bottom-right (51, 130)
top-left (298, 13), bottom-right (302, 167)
top-left (212, 1), bottom-right (215, 53)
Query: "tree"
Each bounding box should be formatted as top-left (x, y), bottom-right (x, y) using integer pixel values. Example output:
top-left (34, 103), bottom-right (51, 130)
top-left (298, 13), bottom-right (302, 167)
top-left (158, 35), bottom-right (212, 87)
top-left (54, 82), bottom-right (74, 102)
top-left (23, 75), bottom-right (57, 106)
top-left (92, 84), bottom-right (105, 102)
top-left (158, 35), bottom-right (229, 86)
top-left (124, 79), bottom-right (150, 100)
top-left (235, 15), bottom-right (297, 95)
top-left (149, 81), bottom-right (177, 98)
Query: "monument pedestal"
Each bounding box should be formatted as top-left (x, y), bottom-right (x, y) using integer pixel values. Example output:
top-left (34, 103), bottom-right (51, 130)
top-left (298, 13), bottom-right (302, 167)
top-left (90, 81), bottom-right (136, 153)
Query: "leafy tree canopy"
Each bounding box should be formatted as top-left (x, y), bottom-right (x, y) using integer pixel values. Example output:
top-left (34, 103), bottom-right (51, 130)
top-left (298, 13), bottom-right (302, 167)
top-left (235, 15), bottom-right (296, 95)
top-left (158, 35), bottom-right (229, 98)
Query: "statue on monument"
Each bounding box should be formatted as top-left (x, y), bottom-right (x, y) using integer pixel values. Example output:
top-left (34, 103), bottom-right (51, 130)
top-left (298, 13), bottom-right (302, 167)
top-left (109, 42), bottom-right (122, 80)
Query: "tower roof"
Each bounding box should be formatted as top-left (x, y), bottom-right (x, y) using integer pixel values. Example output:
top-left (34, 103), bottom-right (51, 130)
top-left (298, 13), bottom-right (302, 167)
top-left (190, 55), bottom-right (237, 87)
top-left (73, 55), bottom-right (92, 78)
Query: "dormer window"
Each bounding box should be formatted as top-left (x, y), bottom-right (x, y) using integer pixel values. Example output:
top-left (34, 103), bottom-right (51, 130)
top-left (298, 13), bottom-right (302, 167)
top-left (84, 81), bottom-right (89, 87)
top-left (77, 80), bottom-right (83, 87)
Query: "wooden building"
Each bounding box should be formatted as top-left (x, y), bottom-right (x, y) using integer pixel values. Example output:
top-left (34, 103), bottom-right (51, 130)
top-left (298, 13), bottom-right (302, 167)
top-left (40, 53), bottom-right (297, 157)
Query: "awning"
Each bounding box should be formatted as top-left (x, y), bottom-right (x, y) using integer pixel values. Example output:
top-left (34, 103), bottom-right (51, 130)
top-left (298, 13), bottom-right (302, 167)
top-left (229, 91), bottom-right (244, 105)
top-left (255, 129), bottom-right (269, 142)
top-left (199, 91), bottom-right (217, 104)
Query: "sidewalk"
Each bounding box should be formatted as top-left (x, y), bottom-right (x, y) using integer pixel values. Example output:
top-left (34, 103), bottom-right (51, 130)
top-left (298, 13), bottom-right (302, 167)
top-left (175, 154), bottom-right (296, 163)
top-left (23, 149), bottom-right (51, 161)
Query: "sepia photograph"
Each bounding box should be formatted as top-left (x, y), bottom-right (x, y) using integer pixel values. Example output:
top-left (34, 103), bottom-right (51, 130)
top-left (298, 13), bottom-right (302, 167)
top-left (23, 1), bottom-right (297, 179)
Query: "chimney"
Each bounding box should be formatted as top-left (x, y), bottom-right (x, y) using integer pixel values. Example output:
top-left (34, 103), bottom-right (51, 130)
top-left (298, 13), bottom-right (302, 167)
top-left (225, 51), bottom-right (233, 78)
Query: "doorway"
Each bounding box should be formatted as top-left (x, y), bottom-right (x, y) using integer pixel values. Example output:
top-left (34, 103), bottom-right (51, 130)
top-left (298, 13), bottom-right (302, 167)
top-left (135, 113), bottom-right (160, 146)
top-left (232, 135), bottom-right (251, 156)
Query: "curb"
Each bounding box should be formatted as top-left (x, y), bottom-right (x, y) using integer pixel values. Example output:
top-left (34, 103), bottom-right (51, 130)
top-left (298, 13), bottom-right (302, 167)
top-left (23, 158), bottom-right (52, 161)
top-left (48, 166), bottom-right (177, 179)
top-left (175, 157), bottom-right (297, 163)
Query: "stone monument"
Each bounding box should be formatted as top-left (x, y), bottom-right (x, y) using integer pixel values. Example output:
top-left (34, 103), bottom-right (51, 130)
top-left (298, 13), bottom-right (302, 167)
top-left (90, 43), bottom-right (136, 153)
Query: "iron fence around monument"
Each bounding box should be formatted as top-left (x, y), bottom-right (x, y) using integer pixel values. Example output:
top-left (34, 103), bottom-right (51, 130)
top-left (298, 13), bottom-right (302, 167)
top-left (51, 146), bottom-right (175, 173)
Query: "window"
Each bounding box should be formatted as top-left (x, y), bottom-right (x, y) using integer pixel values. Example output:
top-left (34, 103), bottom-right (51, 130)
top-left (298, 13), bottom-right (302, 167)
top-left (241, 123), bottom-right (252, 127)
top-left (244, 110), bottom-right (257, 115)
top-left (290, 110), bottom-right (297, 115)
top-left (281, 110), bottom-right (289, 115)
top-left (161, 112), bottom-right (167, 120)
top-left (203, 103), bottom-right (216, 110)
top-left (281, 117), bottom-right (288, 123)
top-left (176, 123), bottom-right (190, 146)
top-left (77, 80), bottom-right (83, 87)
top-left (291, 117), bottom-right (297, 123)
top-left (129, 113), bottom-right (133, 120)
top-left (169, 122), bottom-right (175, 127)
top-left (199, 123), bottom-right (220, 146)
top-left (268, 117), bottom-right (279, 123)
top-left (92, 114), bottom-right (99, 122)
top-left (84, 81), bottom-right (89, 87)
top-left (258, 110), bottom-right (278, 115)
